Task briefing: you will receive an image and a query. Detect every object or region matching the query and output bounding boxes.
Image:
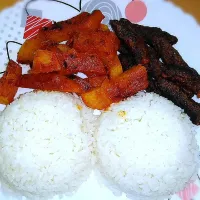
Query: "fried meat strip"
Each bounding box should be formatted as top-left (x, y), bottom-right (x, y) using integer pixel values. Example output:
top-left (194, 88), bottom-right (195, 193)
top-left (162, 64), bottom-right (200, 96)
top-left (119, 18), bottom-right (178, 45)
top-left (118, 54), bottom-right (136, 71)
top-left (151, 37), bottom-right (189, 68)
top-left (147, 46), bottom-right (163, 78)
top-left (118, 41), bottom-right (130, 54)
top-left (110, 20), bottom-right (149, 65)
top-left (155, 78), bottom-right (200, 125)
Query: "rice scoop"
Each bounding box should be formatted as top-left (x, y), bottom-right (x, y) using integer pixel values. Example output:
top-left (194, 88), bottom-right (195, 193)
top-left (96, 92), bottom-right (199, 200)
top-left (0, 91), bottom-right (94, 199)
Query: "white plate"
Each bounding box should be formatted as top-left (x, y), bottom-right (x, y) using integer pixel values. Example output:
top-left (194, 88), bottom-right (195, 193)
top-left (0, 0), bottom-right (200, 200)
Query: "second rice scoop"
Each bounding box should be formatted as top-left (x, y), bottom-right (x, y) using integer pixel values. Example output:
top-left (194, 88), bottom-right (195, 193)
top-left (95, 92), bottom-right (199, 200)
top-left (0, 91), bottom-right (95, 199)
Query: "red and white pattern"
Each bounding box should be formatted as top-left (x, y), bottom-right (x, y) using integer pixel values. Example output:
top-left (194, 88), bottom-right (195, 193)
top-left (23, 16), bottom-right (53, 40)
top-left (178, 183), bottom-right (199, 200)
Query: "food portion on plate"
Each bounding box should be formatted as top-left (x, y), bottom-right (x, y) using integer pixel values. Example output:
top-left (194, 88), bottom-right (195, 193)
top-left (0, 10), bottom-right (149, 111)
top-left (0, 91), bottom-right (95, 199)
top-left (110, 18), bottom-right (200, 125)
top-left (0, 9), bottom-right (199, 200)
top-left (96, 92), bottom-right (199, 200)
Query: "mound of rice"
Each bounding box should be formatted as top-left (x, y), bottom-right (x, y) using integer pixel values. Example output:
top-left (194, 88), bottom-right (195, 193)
top-left (96, 92), bottom-right (199, 200)
top-left (0, 91), bottom-right (95, 200)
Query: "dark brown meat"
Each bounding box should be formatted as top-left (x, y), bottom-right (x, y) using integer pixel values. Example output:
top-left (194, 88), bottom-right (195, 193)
top-left (119, 18), bottom-right (178, 45)
top-left (147, 46), bottom-right (163, 78)
top-left (151, 37), bottom-right (189, 68)
top-left (163, 65), bottom-right (200, 95)
top-left (180, 87), bottom-right (194, 99)
top-left (118, 54), bottom-right (136, 71)
top-left (156, 78), bottom-right (200, 125)
top-left (147, 78), bottom-right (162, 95)
top-left (119, 41), bottom-right (130, 54)
top-left (162, 64), bottom-right (200, 95)
top-left (110, 20), bottom-right (149, 65)
top-left (148, 77), bottom-right (194, 98)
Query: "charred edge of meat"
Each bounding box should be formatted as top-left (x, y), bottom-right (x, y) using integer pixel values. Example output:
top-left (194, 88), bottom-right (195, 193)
top-left (162, 64), bottom-right (200, 95)
top-left (118, 54), bottom-right (136, 71)
top-left (43, 22), bottom-right (63, 31)
top-left (146, 46), bottom-right (163, 78)
top-left (147, 77), bottom-right (194, 99)
top-left (151, 37), bottom-right (189, 68)
top-left (119, 18), bottom-right (178, 45)
top-left (119, 41), bottom-right (130, 54)
top-left (110, 20), bottom-right (149, 65)
top-left (146, 78), bottom-right (162, 95)
top-left (157, 78), bottom-right (200, 125)
top-left (180, 87), bottom-right (194, 99)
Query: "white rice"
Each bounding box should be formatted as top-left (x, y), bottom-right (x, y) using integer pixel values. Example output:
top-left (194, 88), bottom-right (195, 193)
top-left (0, 91), bottom-right (95, 200)
top-left (95, 92), bottom-right (199, 200)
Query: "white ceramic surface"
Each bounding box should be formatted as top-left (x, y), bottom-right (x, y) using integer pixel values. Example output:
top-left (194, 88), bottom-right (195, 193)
top-left (0, 0), bottom-right (200, 200)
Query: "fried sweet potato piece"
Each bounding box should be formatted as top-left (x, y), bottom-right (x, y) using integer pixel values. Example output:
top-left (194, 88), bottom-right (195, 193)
top-left (5, 60), bottom-right (22, 81)
top-left (81, 86), bottom-right (113, 110)
top-left (17, 73), bottom-right (85, 94)
top-left (81, 65), bottom-right (148, 109)
top-left (30, 50), bottom-right (106, 76)
top-left (106, 55), bottom-right (123, 79)
top-left (60, 52), bottom-right (107, 76)
top-left (40, 42), bottom-right (71, 53)
top-left (73, 30), bottom-right (120, 61)
top-left (0, 60), bottom-right (22, 105)
top-left (39, 10), bottom-right (104, 43)
top-left (87, 75), bottom-right (108, 88)
top-left (99, 24), bottom-right (109, 31)
top-left (31, 50), bottom-right (61, 74)
top-left (54, 44), bottom-right (71, 53)
top-left (18, 10), bottom-right (105, 64)
top-left (17, 37), bottom-right (43, 64)
top-left (108, 65), bottom-right (148, 100)
top-left (0, 81), bottom-right (18, 105)
top-left (72, 76), bottom-right (91, 91)
top-left (67, 12), bottom-right (90, 24)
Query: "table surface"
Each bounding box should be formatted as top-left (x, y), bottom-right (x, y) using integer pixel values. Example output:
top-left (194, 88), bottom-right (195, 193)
top-left (0, 0), bottom-right (200, 23)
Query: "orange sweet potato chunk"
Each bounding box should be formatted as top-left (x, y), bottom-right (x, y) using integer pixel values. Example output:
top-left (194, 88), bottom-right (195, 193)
top-left (40, 41), bottom-right (71, 53)
top-left (81, 65), bottom-right (148, 110)
top-left (73, 30), bottom-right (120, 61)
top-left (81, 87), bottom-right (112, 110)
top-left (31, 50), bottom-right (61, 74)
top-left (17, 11), bottom-right (105, 64)
top-left (107, 65), bottom-right (149, 100)
top-left (60, 52), bottom-right (107, 76)
top-left (99, 24), bottom-right (109, 31)
top-left (30, 49), bottom-right (107, 76)
top-left (0, 60), bottom-right (22, 105)
top-left (5, 60), bottom-right (22, 81)
top-left (106, 55), bottom-right (123, 79)
top-left (86, 76), bottom-right (108, 88)
top-left (73, 77), bottom-right (91, 92)
top-left (17, 73), bottom-right (85, 94)
top-left (17, 37), bottom-right (43, 64)
top-left (0, 80), bottom-right (18, 105)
